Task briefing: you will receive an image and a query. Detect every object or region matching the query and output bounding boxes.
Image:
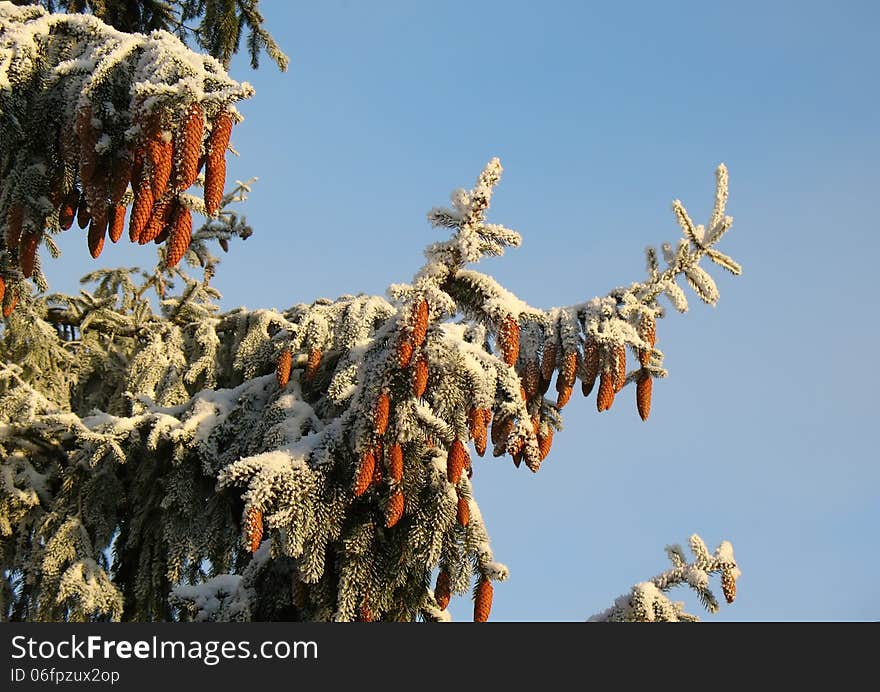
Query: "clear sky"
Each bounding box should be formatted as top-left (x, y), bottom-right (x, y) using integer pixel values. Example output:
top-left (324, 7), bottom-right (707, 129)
top-left (49, 0), bottom-right (880, 621)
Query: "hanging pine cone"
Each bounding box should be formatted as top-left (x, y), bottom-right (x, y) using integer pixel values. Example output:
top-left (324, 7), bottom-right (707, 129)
top-left (139, 197), bottom-right (171, 244)
top-left (636, 370), bottom-right (652, 421)
top-left (397, 335), bottom-right (414, 368)
top-left (76, 105), bottom-right (99, 186)
top-left (18, 231), bottom-right (39, 279)
top-left (87, 213), bottom-right (107, 259)
top-left (276, 349), bottom-right (292, 389)
top-left (540, 341), bottom-right (557, 383)
top-left (371, 450), bottom-right (384, 486)
top-left (354, 450), bottom-right (375, 497)
top-left (204, 110), bottom-right (233, 215)
top-left (523, 359), bottom-right (540, 399)
top-left (456, 493), bottom-right (470, 526)
top-left (412, 299), bottom-right (429, 347)
top-left (108, 204), bottom-right (126, 243)
top-left (498, 315), bottom-right (520, 366)
top-left (615, 344), bottom-right (627, 392)
top-left (435, 569), bottom-right (451, 610)
top-left (244, 507), bottom-right (263, 553)
top-left (0, 277), bottom-right (5, 306)
top-left (153, 225), bottom-right (170, 245)
top-left (556, 350), bottom-right (578, 409)
top-left (537, 426), bottom-right (554, 460)
top-left (388, 442), bottom-right (404, 483)
top-left (164, 203), bottom-right (193, 268)
top-left (721, 568), bottom-right (737, 604)
top-left (413, 354), bottom-right (428, 398)
top-left (582, 338), bottom-right (599, 397)
top-left (385, 489), bottom-right (405, 528)
top-left (108, 154), bottom-right (133, 206)
top-left (374, 391), bottom-right (391, 435)
top-left (469, 408), bottom-right (489, 457)
top-left (597, 369), bottom-right (616, 412)
top-left (639, 314), bottom-right (656, 366)
top-left (6, 204), bottom-right (22, 251)
top-left (128, 182), bottom-right (154, 243)
top-left (474, 577), bottom-right (493, 622)
top-left (447, 439), bottom-right (469, 484)
top-left (305, 348), bottom-right (322, 381)
top-left (147, 130), bottom-right (173, 200)
top-left (58, 189), bottom-right (79, 230)
top-left (174, 101), bottom-right (204, 190)
top-left (491, 416), bottom-right (514, 456)
top-left (2, 286), bottom-right (17, 318)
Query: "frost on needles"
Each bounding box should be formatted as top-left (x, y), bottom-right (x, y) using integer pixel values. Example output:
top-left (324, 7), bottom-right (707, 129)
top-left (0, 4), bottom-right (742, 622)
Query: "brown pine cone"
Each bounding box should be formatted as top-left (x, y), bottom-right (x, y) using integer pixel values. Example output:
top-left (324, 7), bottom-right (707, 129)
top-left (147, 134), bottom-right (173, 200)
top-left (397, 335), bottom-right (414, 368)
top-left (207, 109), bottom-right (234, 161)
top-left (388, 442), bottom-right (404, 483)
top-left (447, 439), bottom-right (469, 484)
top-left (305, 348), bottom-right (322, 381)
top-left (469, 408), bottom-right (489, 457)
top-left (540, 341), bottom-right (557, 382)
top-left (556, 350), bottom-right (578, 408)
top-left (139, 197), bottom-right (171, 244)
top-left (204, 156), bottom-right (226, 216)
top-left (2, 285), bottom-right (18, 318)
top-left (76, 106), bottom-right (99, 186)
top-left (244, 506), bottom-right (263, 553)
top-left (6, 204), bottom-right (23, 251)
top-left (474, 577), bottom-right (493, 622)
top-left (0, 276), bottom-right (5, 306)
top-left (721, 568), bottom-right (737, 604)
top-left (165, 203), bottom-right (193, 268)
top-left (128, 183), bottom-right (154, 243)
top-left (174, 102), bottom-right (204, 190)
top-left (636, 370), bottom-right (652, 421)
top-left (76, 193), bottom-right (91, 229)
top-left (354, 450), bottom-right (375, 497)
top-left (498, 316), bottom-right (520, 366)
top-left (435, 569), bottom-right (451, 610)
top-left (385, 489), bottom-right (405, 528)
top-left (413, 354), bottom-right (428, 398)
top-left (107, 204), bottom-right (126, 243)
top-left (108, 154), bottom-right (133, 205)
top-left (87, 213), bottom-right (107, 259)
top-left (537, 426), bottom-right (554, 460)
top-left (491, 417), bottom-right (514, 457)
top-left (374, 392), bottom-right (391, 435)
top-left (371, 446), bottom-right (384, 486)
top-left (597, 369), bottom-right (616, 412)
top-left (412, 299), bottom-right (429, 347)
top-left (18, 231), bottom-right (39, 278)
top-left (456, 493), bottom-right (470, 526)
top-left (639, 315), bottom-right (656, 366)
top-left (276, 349), bottom-right (292, 389)
top-left (523, 360), bottom-right (540, 399)
top-left (615, 344), bottom-right (627, 392)
top-left (59, 189), bottom-right (79, 230)
top-left (582, 338), bottom-right (599, 397)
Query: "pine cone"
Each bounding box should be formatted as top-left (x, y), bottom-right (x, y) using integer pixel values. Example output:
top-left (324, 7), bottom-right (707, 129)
top-left (456, 493), bottom-right (470, 526)
top-left (2, 286), bottom-right (17, 318)
top-left (498, 316), bottom-right (520, 366)
top-left (76, 106), bottom-right (99, 186)
top-left (6, 204), bottom-right (22, 251)
top-left (540, 341), bottom-right (557, 382)
top-left (397, 335), bottom-right (414, 368)
top-left (474, 577), bottom-right (493, 622)
top-left (374, 392), bottom-right (391, 435)
top-left (413, 354), bottom-right (428, 398)
top-left (244, 507), bottom-right (263, 553)
top-left (128, 183), bottom-right (154, 243)
top-left (615, 344), bottom-right (627, 392)
top-left (0, 276), bottom-right (5, 306)
top-left (371, 448), bottom-right (384, 486)
top-left (537, 426), bottom-right (554, 460)
top-left (18, 231), bottom-right (38, 279)
top-left (276, 349), bottom-right (292, 389)
top-left (523, 359), bottom-right (540, 399)
top-left (447, 439), bottom-right (469, 484)
top-left (76, 193), bottom-right (90, 230)
top-left (87, 213), bottom-right (107, 259)
top-left (106, 204), bottom-right (125, 244)
top-left (491, 417), bottom-right (514, 457)
top-left (388, 442), bottom-right (404, 483)
top-left (412, 299), bottom-right (429, 347)
top-left (165, 203), bottom-right (193, 267)
top-left (385, 489), bottom-right (405, 528)
top-left (139, 197), bottom-right (171, 244)
top-left (354, 450), bottom-right (375, 497)
top-left (358, 602), bottom-right (373, 622)
top-left (204, 110), bottom-right (233, 215)
top-left (721, 568), bottom-right (737, 604)
top-left (305, 348), bottom-right (322, 381)
top-left (581, 338), bottom-right (599, 397)
top-left (58, 189), bottom-right (79, 230)
top-left (108, 154), bottom-right (133, 205)
top-left (147, 134), bottom-right (173, 200)
top-left (174, 102), bottom-right (204, 190)
top-left (636, 370), bottom-right (652, 421)
top-left (469, 408), bottom-right (488, 457)
top-left (597, 369), bottom-right (615, 412)
top-left (556, 350), bottom-right (578, 409)
top-left (435, 569), bottom-right (451, 610)
top-left (639, 315), bottom-right (656, 366)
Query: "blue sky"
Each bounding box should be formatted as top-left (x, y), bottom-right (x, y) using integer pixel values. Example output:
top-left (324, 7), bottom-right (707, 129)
top-left (50, 0), bottom-right (880, 620)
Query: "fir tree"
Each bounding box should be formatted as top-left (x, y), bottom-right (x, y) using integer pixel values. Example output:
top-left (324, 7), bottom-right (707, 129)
top-left (0, 3), bottom-right (741, 622)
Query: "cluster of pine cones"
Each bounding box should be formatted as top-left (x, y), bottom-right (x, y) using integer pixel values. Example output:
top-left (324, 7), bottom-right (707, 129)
top-left (1, 100), bottom-right (234, 317)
